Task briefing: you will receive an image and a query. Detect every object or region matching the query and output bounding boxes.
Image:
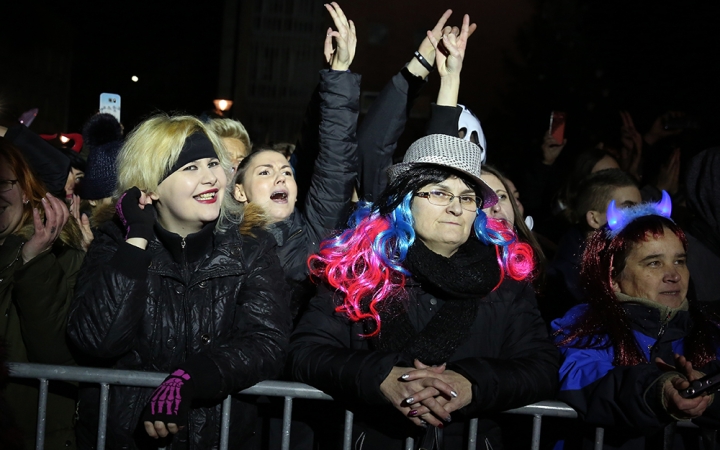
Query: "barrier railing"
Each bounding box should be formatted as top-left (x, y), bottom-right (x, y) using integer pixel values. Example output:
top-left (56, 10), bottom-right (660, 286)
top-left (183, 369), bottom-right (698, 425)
top-left (7, 362), bottom-right (695, 450)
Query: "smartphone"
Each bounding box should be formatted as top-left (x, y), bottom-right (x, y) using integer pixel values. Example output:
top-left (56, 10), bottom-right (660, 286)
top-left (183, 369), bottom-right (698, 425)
top-left (549, 111), bottom-right (566, 143)
top-left (99, 93), bottom-right (121, 123)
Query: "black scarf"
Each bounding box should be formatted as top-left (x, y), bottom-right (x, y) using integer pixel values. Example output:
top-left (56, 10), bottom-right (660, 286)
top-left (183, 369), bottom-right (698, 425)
top-left (371, 237), bottom-right (501, 365)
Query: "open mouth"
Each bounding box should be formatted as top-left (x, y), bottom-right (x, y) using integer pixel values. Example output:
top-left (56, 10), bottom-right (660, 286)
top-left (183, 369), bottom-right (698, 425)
top-left (194, 190), bottom-right (218, 202)
top-left (270, 191), bottom-right (288, 202)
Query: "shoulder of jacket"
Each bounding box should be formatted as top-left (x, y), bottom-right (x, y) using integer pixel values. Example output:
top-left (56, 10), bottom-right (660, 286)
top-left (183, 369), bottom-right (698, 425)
top-left (238, 203), bottom-right (270, 237)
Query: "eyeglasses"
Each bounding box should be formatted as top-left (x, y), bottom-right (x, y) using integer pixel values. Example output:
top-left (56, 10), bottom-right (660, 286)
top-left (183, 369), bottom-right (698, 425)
top-left (415, 190), bottom-right (480, 212)
top-left (0, 180), bottom-right (18, 193)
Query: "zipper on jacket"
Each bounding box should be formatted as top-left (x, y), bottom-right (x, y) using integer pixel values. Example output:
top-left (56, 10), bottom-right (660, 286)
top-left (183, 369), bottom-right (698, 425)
top-left (287, 229), bottom-right (303, 241)
top-left (649, 310), bottom-right (673, 357)
top-left (181, 237), bottom-right (186, 249)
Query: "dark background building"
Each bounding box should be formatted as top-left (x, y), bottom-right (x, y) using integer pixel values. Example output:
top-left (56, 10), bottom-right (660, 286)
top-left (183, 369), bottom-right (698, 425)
top-left (2, 0), bottom-right (719, 174)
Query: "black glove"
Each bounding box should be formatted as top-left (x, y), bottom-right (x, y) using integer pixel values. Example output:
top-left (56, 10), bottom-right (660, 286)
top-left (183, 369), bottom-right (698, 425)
top-left (116, 187), bottom-right (155, 241)
top-left (142, 369), bottom-right (195, 427)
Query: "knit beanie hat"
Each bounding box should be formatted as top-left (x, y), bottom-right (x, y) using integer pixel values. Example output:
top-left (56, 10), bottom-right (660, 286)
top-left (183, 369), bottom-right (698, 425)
top-left (80, 114), bottom-right (123, 200)
top-left (80, 141), bottom-right (122, 199)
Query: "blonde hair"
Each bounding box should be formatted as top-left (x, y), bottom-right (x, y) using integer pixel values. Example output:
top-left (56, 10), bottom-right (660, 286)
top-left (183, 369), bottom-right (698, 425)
top-left (116, 114), bottom-right (244, 230)
top-left (207, 118), bottom-right (252, 151)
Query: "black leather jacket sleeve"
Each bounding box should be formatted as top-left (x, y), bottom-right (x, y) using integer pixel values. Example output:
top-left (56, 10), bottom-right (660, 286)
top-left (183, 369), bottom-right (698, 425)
top-left (67, 229), bottom-right (154, 358)
top-left (357, 67), bottom-right (426, 202)
top-left (301, 69), bottom-right (361, 245)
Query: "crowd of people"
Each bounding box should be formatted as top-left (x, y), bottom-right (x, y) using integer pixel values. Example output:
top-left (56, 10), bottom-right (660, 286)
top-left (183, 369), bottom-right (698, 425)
top-left (2, 3), bottom-right (720, 450)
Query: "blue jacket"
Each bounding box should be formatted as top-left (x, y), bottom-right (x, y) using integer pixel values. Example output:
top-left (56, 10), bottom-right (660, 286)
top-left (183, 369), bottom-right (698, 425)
top-left (552, 301), bottom-right (720, 449)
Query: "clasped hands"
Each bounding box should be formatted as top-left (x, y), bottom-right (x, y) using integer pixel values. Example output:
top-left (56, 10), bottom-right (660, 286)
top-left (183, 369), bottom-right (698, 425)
top-left (380, 359), bottom-right (472, 428)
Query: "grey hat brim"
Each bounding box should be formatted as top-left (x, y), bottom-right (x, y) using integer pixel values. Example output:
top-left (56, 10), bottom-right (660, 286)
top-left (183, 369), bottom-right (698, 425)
top-left (387, 162), bottom-right (499, 209)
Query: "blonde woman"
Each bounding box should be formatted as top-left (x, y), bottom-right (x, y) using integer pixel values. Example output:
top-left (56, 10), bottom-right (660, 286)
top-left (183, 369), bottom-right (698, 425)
top-left (68, 114), bottom-right (290, 449)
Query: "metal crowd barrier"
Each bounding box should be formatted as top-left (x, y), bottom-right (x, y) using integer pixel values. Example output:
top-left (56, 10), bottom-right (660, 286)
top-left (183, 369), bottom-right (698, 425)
top-left (6, 362), bottom-right (651, 450)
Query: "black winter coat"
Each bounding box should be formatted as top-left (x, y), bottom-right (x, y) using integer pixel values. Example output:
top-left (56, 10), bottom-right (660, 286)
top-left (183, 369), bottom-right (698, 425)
top-left (273, 69), bottom-right (360, 316)
top-left (67, 206), bottom-right (291, 450)
top-left (288, 278), bottom-right (559, 449)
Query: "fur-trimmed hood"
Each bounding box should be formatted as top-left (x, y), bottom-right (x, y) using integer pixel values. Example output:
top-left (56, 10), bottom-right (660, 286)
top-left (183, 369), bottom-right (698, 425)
top-left (90, 200), bottom-right (268, 236)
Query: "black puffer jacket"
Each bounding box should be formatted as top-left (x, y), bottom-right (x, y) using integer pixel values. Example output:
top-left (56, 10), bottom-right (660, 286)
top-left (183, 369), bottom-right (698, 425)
top-left (67, 205), bottom-right (291, 450)
top-left (272, 69), bottom-right (360, 317)
top-left (289, 278), bottom-right (559, 449)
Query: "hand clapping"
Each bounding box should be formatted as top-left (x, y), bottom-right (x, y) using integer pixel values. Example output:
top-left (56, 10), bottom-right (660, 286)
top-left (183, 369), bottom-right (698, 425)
top-left (22, 193), bottom-right (69, 264)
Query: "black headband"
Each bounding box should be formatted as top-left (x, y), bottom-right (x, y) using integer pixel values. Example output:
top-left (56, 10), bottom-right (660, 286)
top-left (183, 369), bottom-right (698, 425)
top-left (160, 133), bottom-right (218, 183)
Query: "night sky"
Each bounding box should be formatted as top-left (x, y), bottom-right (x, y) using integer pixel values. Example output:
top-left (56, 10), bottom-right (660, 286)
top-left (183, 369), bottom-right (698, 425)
top-left (4, 0), bottom-right (720, 164)
top-left (4, 0), bottom-right (225, 132)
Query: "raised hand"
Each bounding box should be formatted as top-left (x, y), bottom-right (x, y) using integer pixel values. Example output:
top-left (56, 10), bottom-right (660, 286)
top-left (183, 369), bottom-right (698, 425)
top-left (22, 193), bottom-right (70, 263)
top-left (427, 14), bottom-right (473, 79)
top-left (645, 111), bottom-right (686, 146)
top-left (541, 130), bottom-right (567, 165)
top-left (116, 186), bottom-right (155, 246)
top-left (323, 2), bottom-right (357, 71)
top-left (70, 194), bottom-right (93, 251)
top-left (407, 10), bottom-right (478, 79)
top-left (656, 148), bottom-right (681, 194)
top-left (143, 369), bottom-right (195, 438)
top-left (619, 110), bottom-right (643, 180)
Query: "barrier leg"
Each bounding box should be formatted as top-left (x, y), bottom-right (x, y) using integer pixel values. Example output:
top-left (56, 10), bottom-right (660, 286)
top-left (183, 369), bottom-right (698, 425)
top-left (594, 427), bottom-right (604, 450)
top-left (219, 395), bottom-right (232, 450)
top-left (281, 396), bottom-right (293, 450)
top-left (343, 410), bottom-right (353, 450)
top-left (531, 414), bottom-right (542, 450)
top-left (468, 418), bottom-right (478, 450)
top-left (97, 383), bottom-right (110, 450)
top-left (405, 436), bottom-right (414, 450)
top-left (36, 379), bottom-right (48, 450)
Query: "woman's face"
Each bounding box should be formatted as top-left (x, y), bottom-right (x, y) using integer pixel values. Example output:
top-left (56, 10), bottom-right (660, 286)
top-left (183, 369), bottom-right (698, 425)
top-left (152, 157), bottom-right (226, 236)
top-left (222, 137), bottom-right (249, 171)
top-left (481, 173), bottom-right (515, 225)
top-left (0, 156), bottom-right (27, 245)
top-left (411, 176), bottom-right (477, 258)
top-left (234, 151), bottom-right (297, 224)
top-left (613, 227), bottom-right (689, 308)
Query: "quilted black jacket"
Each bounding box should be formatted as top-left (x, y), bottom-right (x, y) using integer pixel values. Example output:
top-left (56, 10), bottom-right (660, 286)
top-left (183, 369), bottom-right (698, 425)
top-left (67, 206), bottom-right (291, 450)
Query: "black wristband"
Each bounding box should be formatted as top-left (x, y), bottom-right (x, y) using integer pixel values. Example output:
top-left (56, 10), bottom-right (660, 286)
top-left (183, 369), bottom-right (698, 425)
top-left (414, 51), bottom-right (433, 72)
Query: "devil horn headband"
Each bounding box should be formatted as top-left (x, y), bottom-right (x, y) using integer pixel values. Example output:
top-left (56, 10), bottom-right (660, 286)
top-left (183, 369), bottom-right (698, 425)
top-left (607, 190), bottom-right (672, 236)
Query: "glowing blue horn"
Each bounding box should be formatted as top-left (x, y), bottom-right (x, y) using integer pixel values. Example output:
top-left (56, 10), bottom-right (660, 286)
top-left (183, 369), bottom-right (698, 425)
top-left (606, 199), bottom-right (623, 232)
top-left (656, 190), bottom-right (672, 218)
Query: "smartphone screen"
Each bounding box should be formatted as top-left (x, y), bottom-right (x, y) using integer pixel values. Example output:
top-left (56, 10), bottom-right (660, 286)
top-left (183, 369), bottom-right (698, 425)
top-left (100, 93), bottom-right (121, 123)
top-left (549, 111), bottom-right (566, 143)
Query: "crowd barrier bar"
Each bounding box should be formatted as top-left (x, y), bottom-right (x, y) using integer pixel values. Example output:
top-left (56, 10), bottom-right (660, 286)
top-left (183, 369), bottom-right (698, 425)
top-left (9, 362), bottom-right (692, 450)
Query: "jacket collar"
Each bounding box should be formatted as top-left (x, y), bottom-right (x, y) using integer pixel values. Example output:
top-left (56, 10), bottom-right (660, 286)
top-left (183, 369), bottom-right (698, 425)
top-left (154, 222), bottom-right (215, 264)
top-left (266, 212), bottom-right (299, 247)
top-left (618, 293), bottom-right (691, 338)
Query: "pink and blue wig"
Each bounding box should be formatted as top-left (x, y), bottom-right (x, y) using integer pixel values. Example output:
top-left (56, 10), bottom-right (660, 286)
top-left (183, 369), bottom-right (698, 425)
top-left (309, 165), bottom-right (534, 336)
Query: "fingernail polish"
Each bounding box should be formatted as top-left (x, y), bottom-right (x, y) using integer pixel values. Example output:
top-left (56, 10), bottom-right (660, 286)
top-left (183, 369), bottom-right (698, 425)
top-left (437, 422), bottom-right (444, 429)
top-left (405, 397), bottom-right (414, 404)
top-left (401, 373), bottom-right (409, 380)
top-left (445, 416), bottom-right (452, 422)
top-left (451, 391), bottom-right (458, 398)
top-left (408, 410), bottom-right (418, 417)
